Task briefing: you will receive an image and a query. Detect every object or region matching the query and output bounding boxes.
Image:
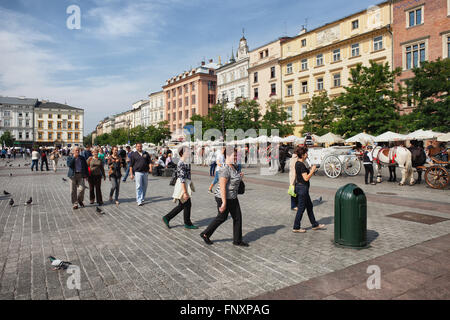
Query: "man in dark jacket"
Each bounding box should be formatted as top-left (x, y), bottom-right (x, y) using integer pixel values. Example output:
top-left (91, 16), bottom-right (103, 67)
top-left (278, 143), bottom-right (292, 173)
top-left (67, 146), bottom-right (89, 209)
top-left (40, 148), bottom-right (49, 171)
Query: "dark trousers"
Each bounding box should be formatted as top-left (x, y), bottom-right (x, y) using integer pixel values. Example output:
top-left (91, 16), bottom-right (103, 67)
top-left (164, 198), bottom-right (193, 225)
top-left (210, 161), bottom-right (217, 176)
top-left (88, 175), bottom-right (103, 204)
top-left (389, 166), bottom-right (397, 181)
top-left (279, 161), bottom-right (286, 173)
top-left (41, 158), bottom-right (49, 171)
top-left (291, 195), bottom-right (298, 209)
top-left (293, 184), bottom-right (318, 230)
top-left (110, 176), bottom-right (121, 201)
top-left (364, 164), bottom-right (374, 184)
top-left (31, 159), bottom-right (39, 171)
top-left (203, 198), bottom-right (242, 243)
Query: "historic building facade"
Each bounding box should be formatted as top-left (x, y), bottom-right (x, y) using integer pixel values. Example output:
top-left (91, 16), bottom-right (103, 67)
top-left (163, 59), bottom-right (220, 137)
top-left (146, 91), bottom-right (165, 127)
top-left (280, 1), bottom-right (392, 136)
top-left (392, 0), bottom-right (450, 113)
top-left (0, 96), bottom-right (37, 147)
top-left (248, 37), bottom-right (291, 115)
top-left (34, 101), bottom-right (84, 147)
top-left (216, 36), bottom-right (250, 108)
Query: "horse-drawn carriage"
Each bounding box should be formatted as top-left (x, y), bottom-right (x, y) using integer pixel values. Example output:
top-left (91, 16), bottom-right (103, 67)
top-left (419, 157), bottom-right (450, 189)
top-left (306, 146), bottom-right (361, 179)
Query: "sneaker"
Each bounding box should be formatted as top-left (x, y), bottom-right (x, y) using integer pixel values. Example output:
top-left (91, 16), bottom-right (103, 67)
top-left (78, 201), bottom-right (85, 208)
top-left (312, 224), bottom-right (326, 230)
top-left (371, 182), bottom-right (376, 185)
top-left (233, 241), bottom-right (249, 247)
top-left (115, 201), bottom-right (119, 205)
top-left (162, 217), bottom-right (170, 229)
top-left (138, 203), bottom-right (144, 206)
top-left (291, 207), bottom-right (297, 211)
top-left (292, 229), bottom-right (306, 233)
top-left (185, 224), bottom-right (199, 230)
top-left (208, 190), bottom-right (214, 195)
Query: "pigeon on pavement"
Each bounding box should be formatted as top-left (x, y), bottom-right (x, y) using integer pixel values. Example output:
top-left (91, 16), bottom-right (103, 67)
top-left (3, 190), bottom-right (10, 195)
top-left (25, 197), bottom-right (32, 205)
top-left (9, 198), bottom-right (14, 206)
top-left (62, 178), bottom-right (67, 182)
top-left (48, 256), bottom-right (72, 270)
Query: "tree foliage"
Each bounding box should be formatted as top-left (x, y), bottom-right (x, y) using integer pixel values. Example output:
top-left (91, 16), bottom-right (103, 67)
top-left (0, 131), bottom-right (15, 147)
top-left (403, 58), bottom-right (450, 132)
top-left (334, 61), bottom-right (404, 137)
top-left (301, 91), bottom-right (338, 136)
top-left (94, 122), bottom-right (170, 146)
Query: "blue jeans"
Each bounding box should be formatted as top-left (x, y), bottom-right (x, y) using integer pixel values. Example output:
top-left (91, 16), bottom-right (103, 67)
top-left (212, 170), bottom-right (219, 186)
top-left (210, 161), bottom-right (216, 176)
top-left (293, 184), bottom-right (318, 230)
top-left (31, 159), bottom-right (39, 171)
top-left (290, 196), bottom-right (298, 210)
top-left (135, 172), bottom-right (148, 204)
top-left (122, 163), bottom-right (131, 181)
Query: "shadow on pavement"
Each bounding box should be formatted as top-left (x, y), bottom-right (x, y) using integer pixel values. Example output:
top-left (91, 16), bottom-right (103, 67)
top-left (243, 225), bottom-right (285, 243)
top-left (367, 229), bottom-right (379, 244)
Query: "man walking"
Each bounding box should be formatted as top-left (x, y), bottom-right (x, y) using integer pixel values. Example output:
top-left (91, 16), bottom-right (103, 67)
top-left (67, 146), bottom-right (89, 209)
top-left (82, 145), bottom-right (93, 160)
top-left (40, 148), bottom-right (49, 171)
top-left (129, 143), bottom-right (152, 206)
top-left (31, 148), bottom-right (40, 171)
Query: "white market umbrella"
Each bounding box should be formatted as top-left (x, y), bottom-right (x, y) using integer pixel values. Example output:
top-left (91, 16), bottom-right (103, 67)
top-left (437, 132), bottom-right (450, 142)
top-left (374, 131), bottom-right (408, 142)
top-left (269, 136), bottom-right (283, 143)
top-left (317, 132), bottom-right (345, 144)
top-left (345, 133), bottom-right (376, 144)
top-left (406, 129), bottom-right (445, 140)
top-left (257, 135), bottom-right (269, 143)
top-left (282, 135), bottom-right (298, 143)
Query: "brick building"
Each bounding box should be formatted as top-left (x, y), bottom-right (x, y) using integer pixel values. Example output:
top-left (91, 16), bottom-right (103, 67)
top-left (392, 0), bottom-right (450, 112)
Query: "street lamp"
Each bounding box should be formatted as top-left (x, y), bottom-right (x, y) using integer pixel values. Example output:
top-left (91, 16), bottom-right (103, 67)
top-left (221, 92), bottom-right (228, 140)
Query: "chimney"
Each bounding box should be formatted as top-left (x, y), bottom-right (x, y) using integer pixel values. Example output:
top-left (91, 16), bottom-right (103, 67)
top-left (201, 61), bottom-right (205, 66)
top-left (298, 26), bottom-right (307, 35)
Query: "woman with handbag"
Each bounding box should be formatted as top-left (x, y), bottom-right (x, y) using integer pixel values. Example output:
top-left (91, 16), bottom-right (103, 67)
top-left (108, 146), bottom-right (123, 205)
top-left (87, 148), bottom-right (106, 206)
top-left (288, 148), bottom-right (299, 211)
top-left (50, 148), bottom-right (60, 172)
top-left (292, 146), bottom-right (325, 233)
top-left (162, 146), bottom-right (198, 230)
top-left (200, 147), bottom-right (248, 247)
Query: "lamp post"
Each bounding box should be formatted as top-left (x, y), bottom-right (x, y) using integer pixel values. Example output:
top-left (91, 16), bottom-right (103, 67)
top-left (127, 119), bottom-right (131, 145)
top-left (221, 92), bottom-right (228, 141)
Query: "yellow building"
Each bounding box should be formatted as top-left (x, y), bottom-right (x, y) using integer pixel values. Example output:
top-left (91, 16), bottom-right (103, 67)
top-left (34, 101), bottom-right (84, 147)
top-left (280, 1), bottom-right (392, 136)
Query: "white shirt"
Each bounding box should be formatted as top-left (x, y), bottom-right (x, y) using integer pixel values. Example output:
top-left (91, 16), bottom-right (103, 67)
top-left (32, 151), bottom-right (40, 160)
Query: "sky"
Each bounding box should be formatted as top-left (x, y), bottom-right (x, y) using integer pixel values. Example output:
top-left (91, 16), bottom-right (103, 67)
top-left (0, 0), bottom-right (382, 134)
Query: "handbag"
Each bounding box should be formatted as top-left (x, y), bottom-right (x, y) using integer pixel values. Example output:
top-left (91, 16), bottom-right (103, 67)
top-left (288, 185), bottom-right (296, 197)
top-left (169, 170), bottom-right (177, 186)
top-left (238, 180), bottom-right (245, 194)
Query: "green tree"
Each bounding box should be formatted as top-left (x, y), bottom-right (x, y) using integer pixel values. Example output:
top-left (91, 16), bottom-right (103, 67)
top-left (0, 131), bottom-right (15, 147)
top-left (301, 91), bottom-right (339, 136)
top-left (83, 133), bottom-right (93, 146)
top-left (334, 61), bottom-right (404, 137)
top-left (404, 58), bottom-right (450, 132)
top-left (261, 99), bottom-right (294, 136)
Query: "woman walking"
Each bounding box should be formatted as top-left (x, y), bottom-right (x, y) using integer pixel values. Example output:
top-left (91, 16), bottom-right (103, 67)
top-left (292, 146), bottom-right (325, 233)
top-left (162, 147), bottom-right (198, 229)
top-left (108, 146), bottom-right (123, 205)
top-left (50, 148), bottom-right (60, 172)
top-left (200, 147), bottom-right (248, 247)
top-left (87, 148), bottom-right (106, 206)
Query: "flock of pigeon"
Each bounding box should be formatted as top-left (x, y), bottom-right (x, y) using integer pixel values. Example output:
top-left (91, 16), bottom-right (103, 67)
top-left (4, 190), bottom-right (32, 207)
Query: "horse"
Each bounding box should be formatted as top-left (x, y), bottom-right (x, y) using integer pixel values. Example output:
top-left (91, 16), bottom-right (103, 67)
top-left (372, 146), bottom-right (414, 185)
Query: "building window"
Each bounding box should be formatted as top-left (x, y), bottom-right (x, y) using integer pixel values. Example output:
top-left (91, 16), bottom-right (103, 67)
top-left (301, 39), bottom-right (306, 47)
top-left (192, 95), bottom-right (196, 104)
top-left (208, 94), bottom-right (215, 104)
top-left (25, 120), bottom-right (30, 127)
top-left (185, 96), bottom-right (189, 106)
top-left (447, 35), bottom-right (450, 58)
top-left (287, 84), bottom-right (293, 96)
top-left (48, 133), bottom-right (52, 140)
top-left (333, 73), bottom-right (341, 87)
top-left (316, 54), bottom-right (323, 66)
top-left (254, 72), bottom-right (258, 83)
top-left (26, 132), bottom-right (29, 139)
top-left (57, 133), bottom-right (61, 140)
top-left (270, 84), bottom-right (276, 96)
top-left (265, 49), bottom-right (269, 57)
top-left (57, 114), bottom-right (61, 119)
top-left (208, 81), bottom-right (216, 90)
top-left (240, 86), bottom-right (245, 97)
top-left (168, 101), bottom-right (171, 109)
top-left (179, 98), bottom-right (182, 108)
top-left (48, 114), bottom-right (52, 119)
top-left (302, 81), bottom-right (308, 93)
top-left (352, 20), bottom-right (359, 29)
top-left (254, 88), bottom-right (259, 99)
top-left (271, 66), bottom-right (276, 78)
top-left (286, 106), bottom-right (292, 121)
top-left (57, 122), bottom-right (62, 129)
top-left (38, 132), bottom-right (42, 140)
top-left (48, 122), bottom-right (53, 129)
top-left (317, 78), bottom-right (324, 91)
top-left (160, 111), bottom-right (163, 120)
top-left (260, 51), bottom-right (264, 59)
top-left (184, 84), bottom-right (188, 93)
top-left (179, 111), bottom-right (182, 120)
top-left (406, 42), bottom-right (426, 69)
top-left (333, 49), bottom-right (340, 62)
top-left (230, 90), bottom-right (235, 101)
top-left (75, 122), bottom-right (79, 129)
top-left (302, 104), bottom-right (308, 119)
top-left (374, 36), bottom-right (383, 51)
top-left (68, 122), bottom-right (72, 129)
top-left (68, 115), bottom-right (72, 119)
top-left (38, 113), bottom-right (42, 118)
top-left (168, 114), bottom-right (171, 121)
top-left (167, 91), bottom-right (171, 98)
top-left (19, 132), bottom-right (23, 139)
top-left (178, 87), bottom-right (182, 95)
top-left (174, 100), bottom-right (176, 108)
top-left (75, 115), bottom-right (79, 120)
top-left (68, 133), bottom-right (72, 140)
top-left (408, 7), bottom-right (422, 27)
top-left (287, 63), bottom-right (293, 74)
top-left (301, 59), bottom-right (308, 70)
top-left (18, 112), bottom-right (23, 117)
top-left (351, 43), bottom-right (360, 57)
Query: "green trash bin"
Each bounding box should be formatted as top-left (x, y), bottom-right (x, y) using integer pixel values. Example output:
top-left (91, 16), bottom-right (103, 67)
top-left (334, 183), bottom-right (367, 248)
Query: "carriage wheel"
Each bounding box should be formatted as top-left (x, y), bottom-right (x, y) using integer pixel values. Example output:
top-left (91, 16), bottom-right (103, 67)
top-left (323, 155), bottom-right (342, 179)
top-left (343, 156), bottom-right (361, 176)
top-left (425, 166), bottom-right (449, 189)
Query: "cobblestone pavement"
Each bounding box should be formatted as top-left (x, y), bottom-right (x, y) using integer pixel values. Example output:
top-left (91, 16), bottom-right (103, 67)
top-left (0, 158), bottom-right (449, 300)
